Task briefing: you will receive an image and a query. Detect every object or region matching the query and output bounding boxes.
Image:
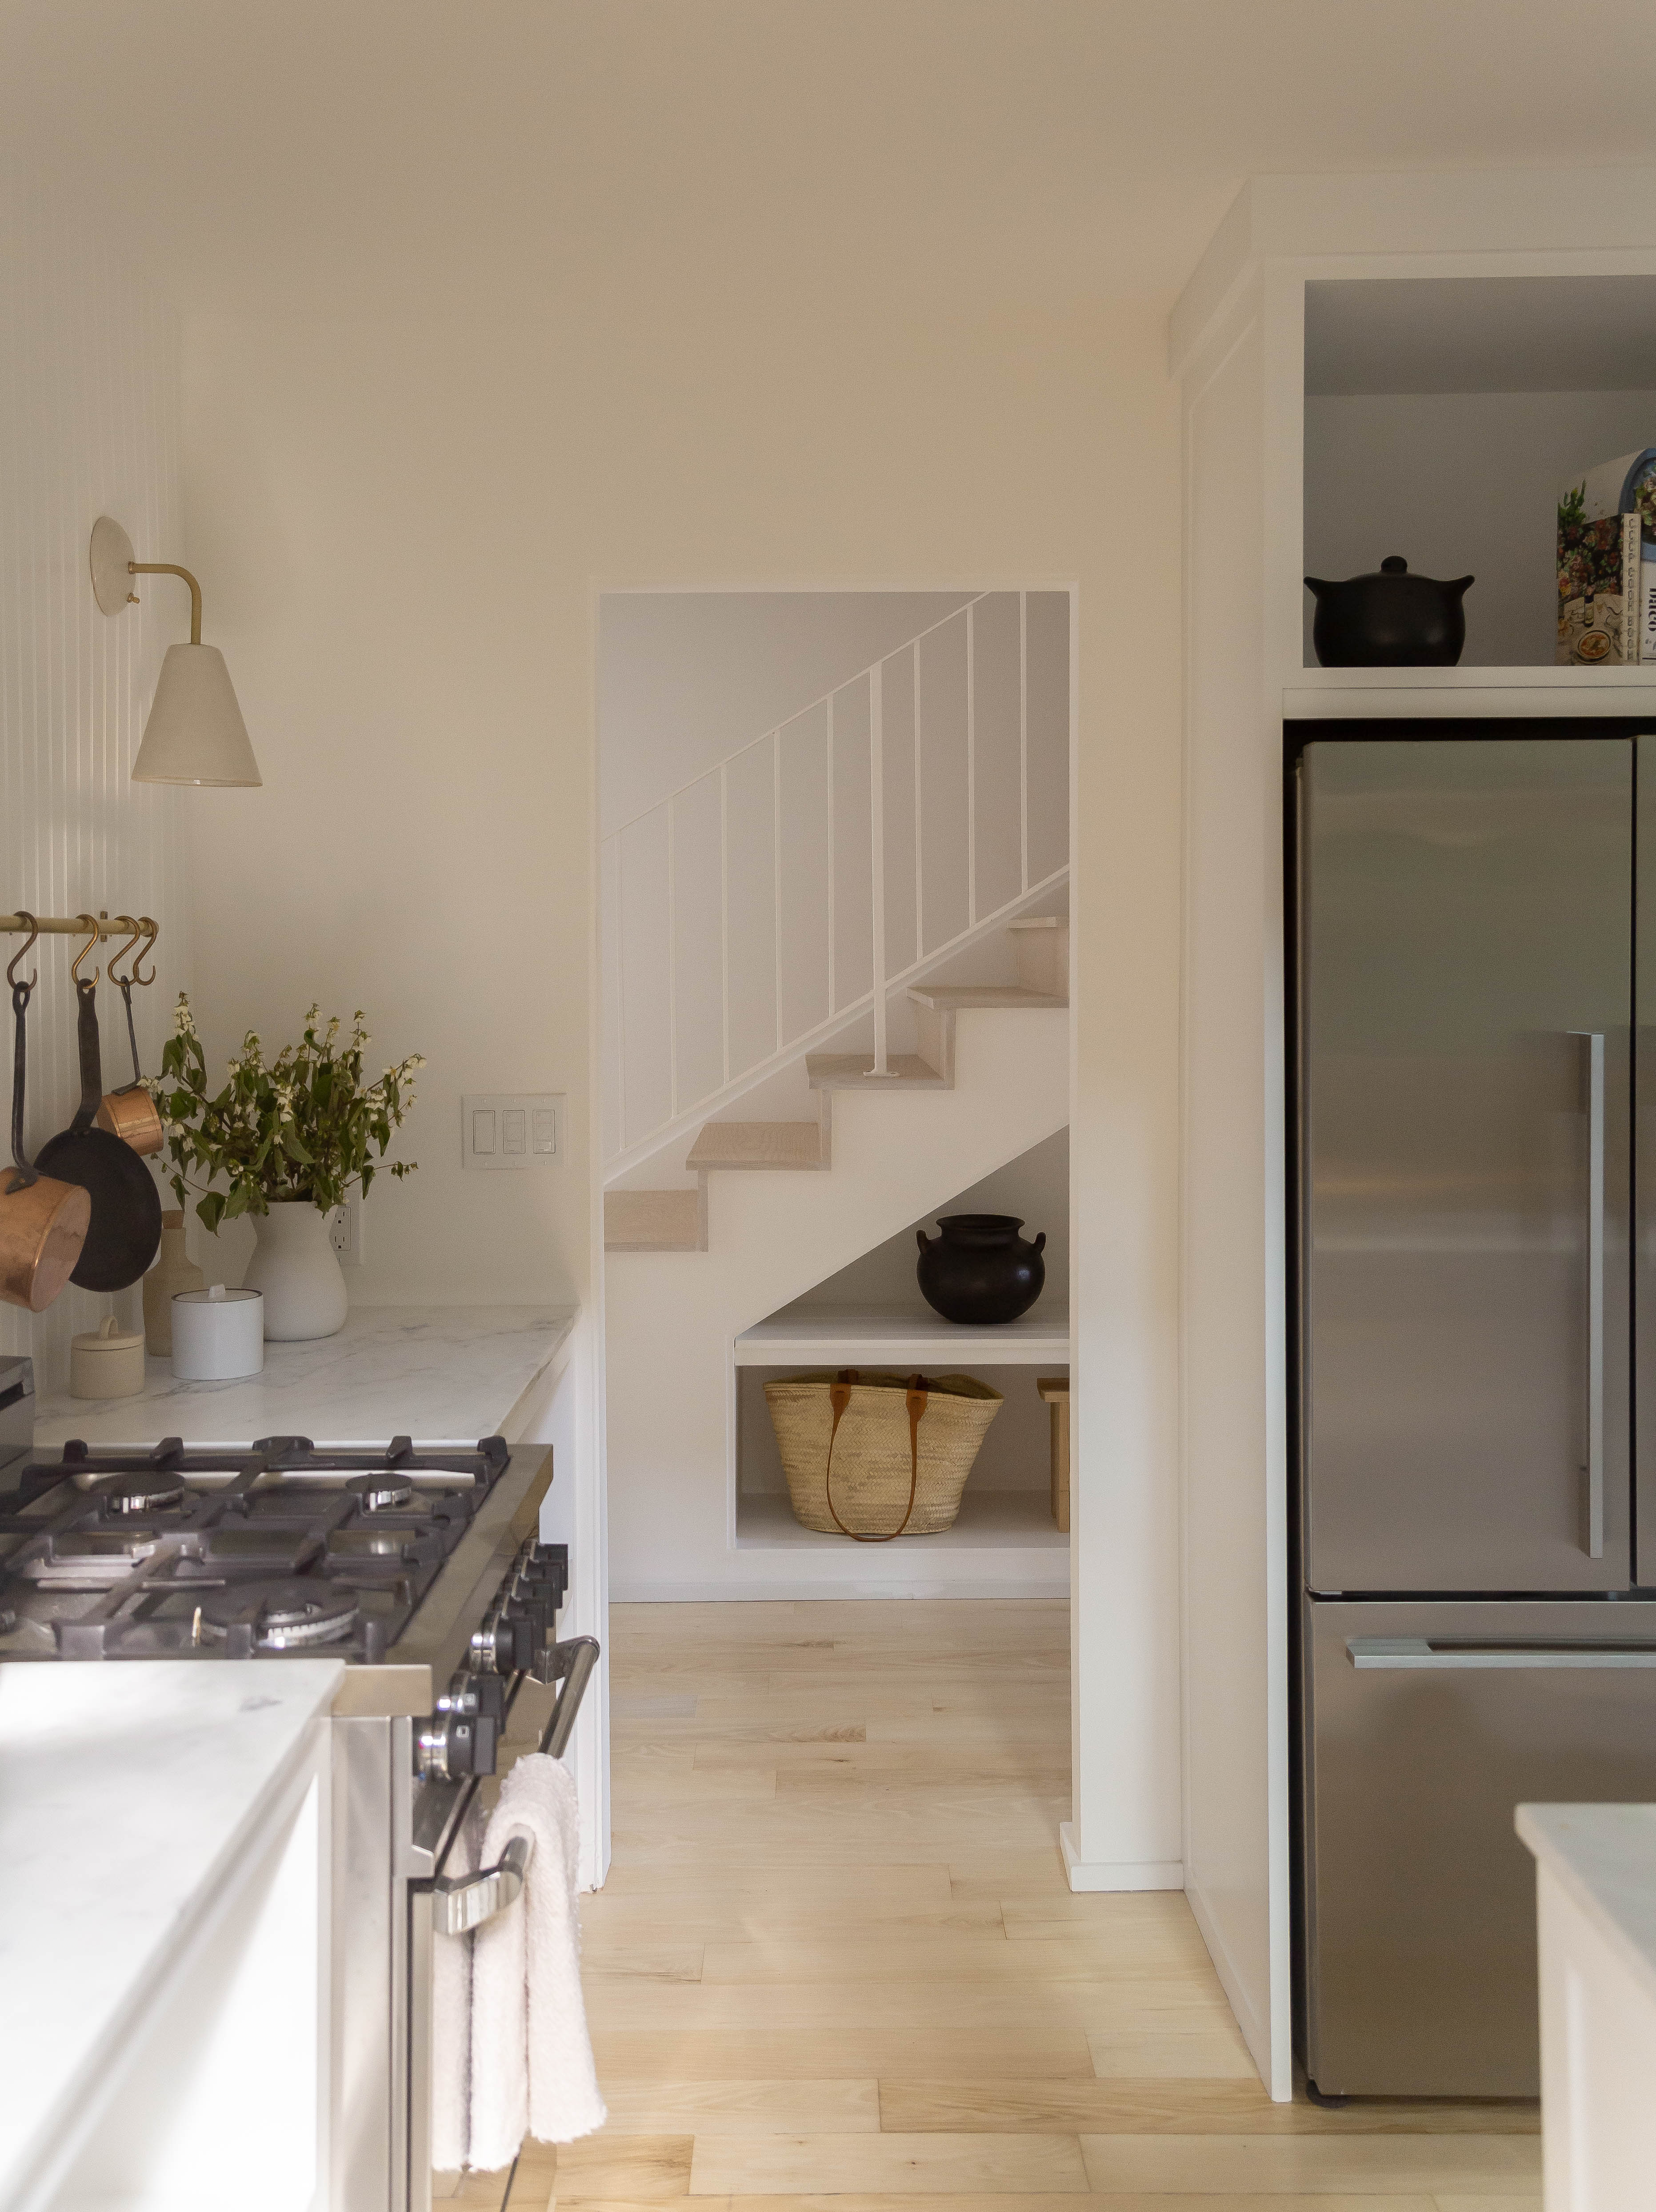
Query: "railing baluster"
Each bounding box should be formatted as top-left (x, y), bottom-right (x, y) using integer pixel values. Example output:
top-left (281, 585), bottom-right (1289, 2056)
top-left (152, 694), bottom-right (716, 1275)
top-left (826, 692), bottom-right (836, 1018)
top-left (719, 761), bottom-right (730, 1087)
top-left (614, 832), bottom-right (628, 1152)
top-left (1019, 590), bottom-right (1029, 894)
top-left (913, 637), bottom-right (924, 962)
top-left (870, 661), bottom-right (889, 1078)
top-left (966, 600), bottom-right (976, 928)
top-left (772, 726), bottom-right (783, 1055)
top-left (667, 800), bottom-right (678, 1120)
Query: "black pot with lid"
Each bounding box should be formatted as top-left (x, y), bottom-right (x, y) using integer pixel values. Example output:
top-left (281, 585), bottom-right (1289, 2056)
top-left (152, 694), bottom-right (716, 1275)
top-left (1304, 555), bottom-right (1474, 667)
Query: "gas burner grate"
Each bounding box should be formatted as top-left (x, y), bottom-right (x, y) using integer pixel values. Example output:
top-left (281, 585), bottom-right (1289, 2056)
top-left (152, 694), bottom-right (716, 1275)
top-left (0, 1433), bottom-right (514, 1662)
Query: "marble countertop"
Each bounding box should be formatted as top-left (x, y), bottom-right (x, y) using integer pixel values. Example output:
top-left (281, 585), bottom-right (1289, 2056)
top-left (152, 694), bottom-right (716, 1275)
top-left (0, 1659), bottom-right (343, 2209)
top-left (32, 1303), bottom-right (576, 1448)
top-left (1517, 1803), bottom-right (1656, 2006)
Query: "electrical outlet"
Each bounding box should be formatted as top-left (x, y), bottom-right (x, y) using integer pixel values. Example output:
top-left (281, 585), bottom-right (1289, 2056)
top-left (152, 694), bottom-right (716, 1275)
top-left (329, 1195), bottom-right (364, 1267)
top-left (462, 1094), bottom-right (564, 1170)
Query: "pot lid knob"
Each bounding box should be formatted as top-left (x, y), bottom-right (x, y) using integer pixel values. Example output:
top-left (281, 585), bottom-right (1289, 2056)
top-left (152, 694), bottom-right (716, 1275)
top-left (1380, 556), bottom-right (1408, 573)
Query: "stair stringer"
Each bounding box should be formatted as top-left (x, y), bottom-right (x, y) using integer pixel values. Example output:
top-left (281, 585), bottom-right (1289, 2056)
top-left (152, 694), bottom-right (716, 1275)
top-left (604, 1007), bottom-right (1068, 1599)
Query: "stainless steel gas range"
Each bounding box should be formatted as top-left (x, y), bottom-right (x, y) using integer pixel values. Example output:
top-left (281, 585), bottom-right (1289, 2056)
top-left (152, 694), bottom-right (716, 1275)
top-left (0, 1355), bottom-right (598, 2212)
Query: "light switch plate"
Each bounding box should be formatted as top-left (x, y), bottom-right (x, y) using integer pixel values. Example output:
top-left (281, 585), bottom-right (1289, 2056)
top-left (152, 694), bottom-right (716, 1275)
top-left (462, 1093), bottom-right (564, 1170)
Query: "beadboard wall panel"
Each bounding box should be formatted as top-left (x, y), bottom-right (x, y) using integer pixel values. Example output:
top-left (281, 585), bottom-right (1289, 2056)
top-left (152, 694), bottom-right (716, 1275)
top-left (0, 202), bottom-right (189, 1391)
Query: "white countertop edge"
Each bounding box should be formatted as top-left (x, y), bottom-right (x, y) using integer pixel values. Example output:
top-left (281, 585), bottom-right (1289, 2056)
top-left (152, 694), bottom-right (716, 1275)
top-left (32, 1304), bottom-right (579, 1448)
top-left (1516, 1802), bottom-right (1656, 2009)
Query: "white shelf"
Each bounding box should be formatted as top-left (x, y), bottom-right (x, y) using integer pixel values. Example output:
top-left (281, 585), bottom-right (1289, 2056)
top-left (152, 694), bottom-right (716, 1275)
top-left (734, 1305), bottom-right (1071, 1368)
top-left (1287, 666), bottom-right (1656, 721)
top-left (735, 1488), bottom-right (1068, 1553)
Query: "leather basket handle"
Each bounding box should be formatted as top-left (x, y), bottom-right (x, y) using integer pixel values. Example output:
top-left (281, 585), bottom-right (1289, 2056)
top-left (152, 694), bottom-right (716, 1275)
top-left (824, 1368), bottom-right (930, 1544)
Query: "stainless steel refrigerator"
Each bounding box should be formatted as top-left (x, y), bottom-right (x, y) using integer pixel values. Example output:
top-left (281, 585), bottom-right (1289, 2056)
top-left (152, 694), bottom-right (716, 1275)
top-left (1296, 728), bottom-right (1656, 2099)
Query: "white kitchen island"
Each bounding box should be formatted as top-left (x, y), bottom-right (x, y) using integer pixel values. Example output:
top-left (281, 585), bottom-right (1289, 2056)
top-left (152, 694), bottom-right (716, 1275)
top-left (0, 1660), bottom-right (343, 2212)
top-left (1519, 1803), bottom-right (1656, 2211)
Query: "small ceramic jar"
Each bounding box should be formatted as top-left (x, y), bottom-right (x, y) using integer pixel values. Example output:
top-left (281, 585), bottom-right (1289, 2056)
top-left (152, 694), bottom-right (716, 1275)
top-left (70, 1314), bottom-right (148, 1399)
top-left (172, 1285), bottom-right (265, 1381)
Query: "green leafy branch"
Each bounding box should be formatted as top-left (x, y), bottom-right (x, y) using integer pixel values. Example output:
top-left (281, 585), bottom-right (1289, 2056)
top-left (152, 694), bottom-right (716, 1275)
top-left (149, 996), bottom-right (423, 1235)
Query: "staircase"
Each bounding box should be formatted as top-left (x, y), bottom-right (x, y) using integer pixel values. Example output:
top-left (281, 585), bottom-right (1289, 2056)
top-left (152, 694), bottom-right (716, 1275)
top-left (604, 918), bottom-right (1067, 1254)
top-left (603, 916), bottom-right (1069, 1601)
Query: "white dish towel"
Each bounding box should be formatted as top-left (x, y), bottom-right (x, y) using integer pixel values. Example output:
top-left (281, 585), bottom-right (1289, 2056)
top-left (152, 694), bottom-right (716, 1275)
top-left (430, 1802), bottom-right (482, 2174)
top-left (468, 1753), bottom-right (607, 2169)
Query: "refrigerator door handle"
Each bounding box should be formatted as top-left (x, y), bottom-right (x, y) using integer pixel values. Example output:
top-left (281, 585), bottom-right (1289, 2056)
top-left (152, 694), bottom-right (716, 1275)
top-left (1570, 1028), bottom-right (1607, 1560)
top-left (1346, 1637), bottom-right (1656, 1669)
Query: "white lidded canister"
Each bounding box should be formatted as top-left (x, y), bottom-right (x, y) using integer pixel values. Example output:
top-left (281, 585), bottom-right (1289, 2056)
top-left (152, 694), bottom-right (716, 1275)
top-left (171, 1284), bottom-right (264, 1380)
top-left (70, 1314), bottom-right (147, 1398)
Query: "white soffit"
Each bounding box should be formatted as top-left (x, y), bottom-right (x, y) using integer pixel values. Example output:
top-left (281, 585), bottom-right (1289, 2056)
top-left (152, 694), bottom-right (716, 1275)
top-left (1306, 274), bottom-right (1656, 397)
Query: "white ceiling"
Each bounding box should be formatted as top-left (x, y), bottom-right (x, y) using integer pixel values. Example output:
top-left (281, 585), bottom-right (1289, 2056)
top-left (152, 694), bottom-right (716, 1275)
top-left (4, 1), bottom-right (1656, 320)
top-left (1306, 276), bottom-right (1656, 396)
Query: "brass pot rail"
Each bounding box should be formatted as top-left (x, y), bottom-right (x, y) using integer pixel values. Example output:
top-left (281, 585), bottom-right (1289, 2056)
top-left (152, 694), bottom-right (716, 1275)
top-left (1, 912), bottom-right (159, 986)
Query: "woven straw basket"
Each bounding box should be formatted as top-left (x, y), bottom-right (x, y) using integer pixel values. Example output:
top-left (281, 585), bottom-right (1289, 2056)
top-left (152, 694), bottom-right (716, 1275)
top-left (763, 1368), bottom-right (1003, 1541)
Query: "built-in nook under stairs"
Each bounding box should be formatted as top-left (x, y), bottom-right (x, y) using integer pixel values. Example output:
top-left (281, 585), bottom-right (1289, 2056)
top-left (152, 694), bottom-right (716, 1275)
top-left (602, 914), bottom-right (1070, 1601)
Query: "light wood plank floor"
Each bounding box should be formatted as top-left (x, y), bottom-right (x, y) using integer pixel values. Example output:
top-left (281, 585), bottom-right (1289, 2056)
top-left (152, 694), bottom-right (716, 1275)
top-left (528, 1600), bottom-right (1541, 2208)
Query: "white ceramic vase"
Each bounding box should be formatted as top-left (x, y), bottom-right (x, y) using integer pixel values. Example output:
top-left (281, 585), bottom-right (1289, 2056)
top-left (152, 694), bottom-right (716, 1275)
top-left (242, 1200), bottom-right (348, 1342)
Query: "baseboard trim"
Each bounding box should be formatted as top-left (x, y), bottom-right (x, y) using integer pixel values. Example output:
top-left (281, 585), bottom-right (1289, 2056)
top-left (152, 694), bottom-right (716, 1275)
top-left (612, 1578), bottom-right (1072, 1602)
top-left (1059, 1822), bottom-right (1184, 1892)
top-left (1184, 1869), bottom-right (1278, 2096)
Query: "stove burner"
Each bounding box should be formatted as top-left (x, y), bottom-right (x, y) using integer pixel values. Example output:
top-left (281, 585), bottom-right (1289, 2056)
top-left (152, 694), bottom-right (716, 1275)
top-left (199, 1579), bottom-right (361, 1649)
top-left (94, 1474), bottom-right (187, 1516)
top-left (346, 1472), bottom-right (414, 1512)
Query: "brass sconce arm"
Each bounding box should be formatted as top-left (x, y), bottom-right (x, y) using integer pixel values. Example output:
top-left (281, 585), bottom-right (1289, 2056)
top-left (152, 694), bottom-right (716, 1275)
top-left (128, 562), bottom-right (203, 645)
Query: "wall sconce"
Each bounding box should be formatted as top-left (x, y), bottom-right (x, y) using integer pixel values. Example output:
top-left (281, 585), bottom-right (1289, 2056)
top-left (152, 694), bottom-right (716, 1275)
top-left (90, 517), bottom-right (262, 788)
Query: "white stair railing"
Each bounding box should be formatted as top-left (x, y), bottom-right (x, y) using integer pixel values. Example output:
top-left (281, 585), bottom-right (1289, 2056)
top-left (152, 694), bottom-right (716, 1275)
top-left (601, 590), bottom-right (1069, 1172)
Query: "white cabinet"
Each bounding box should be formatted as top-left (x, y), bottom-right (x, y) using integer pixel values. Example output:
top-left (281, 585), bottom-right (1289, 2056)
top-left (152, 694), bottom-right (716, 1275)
top-left (1519, 1805), bottom-right (1656, 2212)
top-left (1173, 167), bottom-right (1656, 2097)
top-left (0, 1661), bottom-right (341, 2212)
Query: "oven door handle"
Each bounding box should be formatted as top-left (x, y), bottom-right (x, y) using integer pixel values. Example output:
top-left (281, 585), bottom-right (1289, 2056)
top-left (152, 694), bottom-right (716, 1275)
top-left (424, 1831), bottom-right (534, 1936)
top-left (532, 1634), bottom-right (601, 1760)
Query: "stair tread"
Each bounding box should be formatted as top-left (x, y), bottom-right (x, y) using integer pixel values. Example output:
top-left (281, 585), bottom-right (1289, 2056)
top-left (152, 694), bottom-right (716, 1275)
top-left (906, 984), bottom-right (1068, 1010)
top-left (686, 1121), bottom-right (827, 1171)
top-left (604, 1187), bottom-right (704, 1251)
top-left (1008, 915), bottom-right (1065, 929)
top-left (806, 1052), bottom-right (947, 1091)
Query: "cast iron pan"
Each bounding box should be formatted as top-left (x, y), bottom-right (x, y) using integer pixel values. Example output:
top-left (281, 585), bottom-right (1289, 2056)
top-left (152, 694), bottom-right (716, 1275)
top-left (37, 974), bottom-right (162, 1291)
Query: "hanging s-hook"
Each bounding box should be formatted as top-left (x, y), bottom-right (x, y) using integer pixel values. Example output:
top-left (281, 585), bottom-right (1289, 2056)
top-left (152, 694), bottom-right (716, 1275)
top-left (107, 916), bottom-right (144, 988)
top-left (71, 914), bottom-right (102, 988)
top-left (6, 912), bottom-right (38, 996)
top-left (132, 917), bottom-right (158, 987)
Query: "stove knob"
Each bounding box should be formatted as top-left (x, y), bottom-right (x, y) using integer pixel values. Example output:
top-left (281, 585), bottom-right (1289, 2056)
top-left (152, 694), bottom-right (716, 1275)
top-left (469, 1606), bottom-right (514, 1676)
top-left (416, 1676), bottom-right (501, 1779)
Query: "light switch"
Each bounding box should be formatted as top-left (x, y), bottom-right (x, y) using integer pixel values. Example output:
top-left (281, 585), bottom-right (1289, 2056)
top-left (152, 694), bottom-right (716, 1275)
top-left (462, 1094), bottom-right (564, 1170)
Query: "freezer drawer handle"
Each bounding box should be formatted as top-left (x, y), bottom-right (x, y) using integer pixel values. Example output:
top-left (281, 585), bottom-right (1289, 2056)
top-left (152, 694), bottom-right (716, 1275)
top-left (1347, 1637), bottom-right (1656, 1670)
top-left (427, 1831), bottom-right (534, 1936)
top-left (1570, 1028), bottom-right (1606, 1560)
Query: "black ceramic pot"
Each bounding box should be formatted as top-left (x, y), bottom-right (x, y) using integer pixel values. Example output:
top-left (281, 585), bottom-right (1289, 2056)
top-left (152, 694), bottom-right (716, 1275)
top-left (1304, 556), bottom-right (1474, 667)
top-left (916, 1212), bottom-right (1046, 1325)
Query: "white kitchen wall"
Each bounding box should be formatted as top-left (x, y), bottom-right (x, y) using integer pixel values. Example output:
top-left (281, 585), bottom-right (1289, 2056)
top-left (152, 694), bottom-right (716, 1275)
top-left (599, 592), bottom-right (975, 838)
top-left (0, 191), bottom-right (188, 1392)
top-left (771, 1127), bottom-right (1069, 1319)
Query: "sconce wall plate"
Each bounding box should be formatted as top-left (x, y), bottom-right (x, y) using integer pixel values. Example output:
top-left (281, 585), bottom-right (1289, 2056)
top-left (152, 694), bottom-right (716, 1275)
top-left (90, 516), bottom-right (137, 617)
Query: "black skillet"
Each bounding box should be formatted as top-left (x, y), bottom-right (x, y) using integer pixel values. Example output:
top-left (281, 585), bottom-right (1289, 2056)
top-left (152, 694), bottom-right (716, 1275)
top-left (36, 964), bottom-right (162, 1291)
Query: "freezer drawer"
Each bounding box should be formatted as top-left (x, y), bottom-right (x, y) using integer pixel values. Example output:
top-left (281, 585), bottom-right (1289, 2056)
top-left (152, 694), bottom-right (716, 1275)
top-left (1301, 1597), bottom-right (1656, 2097)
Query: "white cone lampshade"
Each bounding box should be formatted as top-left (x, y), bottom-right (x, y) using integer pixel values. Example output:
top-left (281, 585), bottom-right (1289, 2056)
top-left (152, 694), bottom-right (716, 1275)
top-left (131, 644), bottom-right (262, 787)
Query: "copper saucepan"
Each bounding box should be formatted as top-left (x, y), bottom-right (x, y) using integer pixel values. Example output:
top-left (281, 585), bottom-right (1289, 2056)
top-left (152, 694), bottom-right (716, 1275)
top-left (0, 917), bottom-right (92, 1312)
top-left (94, 918), bottom-right (164, 1156)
